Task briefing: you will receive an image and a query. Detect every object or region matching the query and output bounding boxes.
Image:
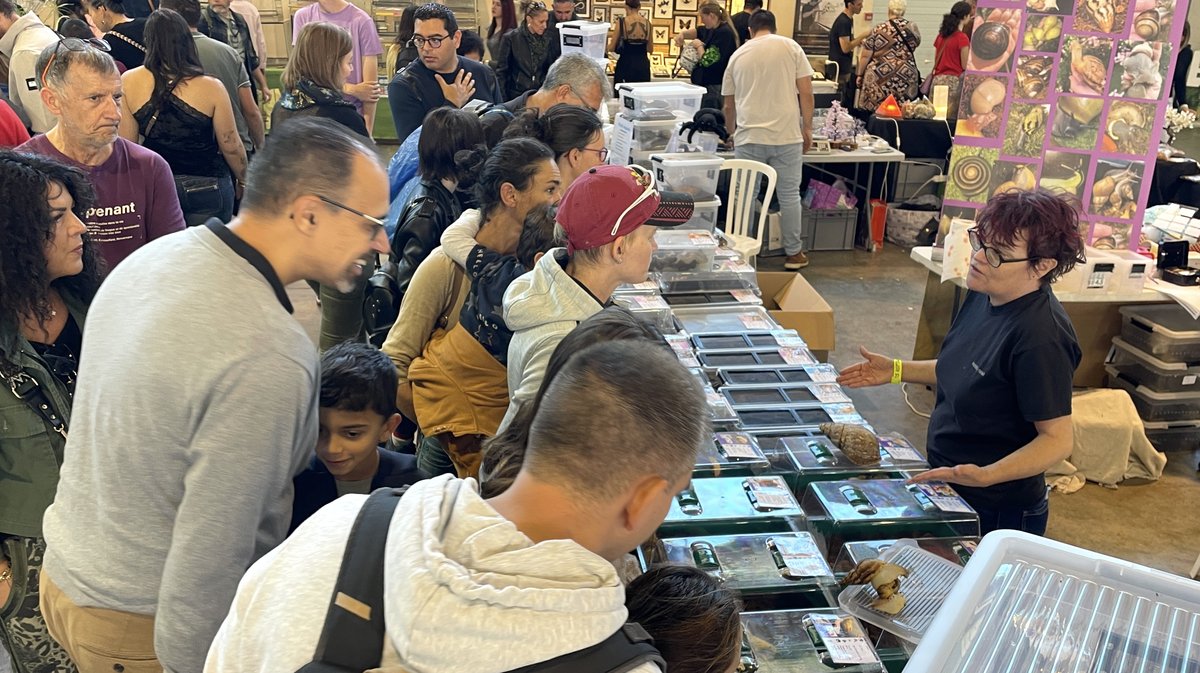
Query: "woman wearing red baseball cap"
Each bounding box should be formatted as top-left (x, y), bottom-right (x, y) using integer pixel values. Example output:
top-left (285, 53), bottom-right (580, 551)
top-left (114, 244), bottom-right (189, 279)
top-left (498, 164), bottom-right (694, 430)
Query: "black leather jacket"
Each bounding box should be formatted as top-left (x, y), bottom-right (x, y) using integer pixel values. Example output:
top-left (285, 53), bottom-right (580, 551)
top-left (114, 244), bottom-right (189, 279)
top-left (495, 24), bottom-right (553, 100)
top-left (390, 179), bottom-right (464, 307)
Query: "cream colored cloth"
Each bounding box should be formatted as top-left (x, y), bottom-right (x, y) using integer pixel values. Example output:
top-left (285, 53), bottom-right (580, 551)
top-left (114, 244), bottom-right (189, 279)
top-left (1045, 388), bottom-right (1167, 489)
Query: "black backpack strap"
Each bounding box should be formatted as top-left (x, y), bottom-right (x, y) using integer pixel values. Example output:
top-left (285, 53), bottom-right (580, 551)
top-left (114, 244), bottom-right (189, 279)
top-left (507, 623), bottom-right (664, 673)
top-left (296, 488), bottom-right (406, 673)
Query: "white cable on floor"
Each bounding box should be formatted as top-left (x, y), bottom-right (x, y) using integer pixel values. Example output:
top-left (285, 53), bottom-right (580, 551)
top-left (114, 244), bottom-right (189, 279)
top-left (901, 383), bottom-right (932, 419)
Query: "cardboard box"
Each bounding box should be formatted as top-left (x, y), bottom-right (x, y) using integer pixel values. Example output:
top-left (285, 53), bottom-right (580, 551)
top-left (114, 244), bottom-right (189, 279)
top-left (757, 272), bottom-right (835, 360)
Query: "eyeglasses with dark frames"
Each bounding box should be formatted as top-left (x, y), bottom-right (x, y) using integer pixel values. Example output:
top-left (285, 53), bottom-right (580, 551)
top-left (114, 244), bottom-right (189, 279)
top-left (968, 228), bottom-right (1039, 268)
top-left (409, 34), bottom-right (451, 49)
top-left (40, 36), bottom-right (111, 88)
top-left (580, 147), bottom-right (609, 162)
top-left (317, 195), bottom-right (387, 236)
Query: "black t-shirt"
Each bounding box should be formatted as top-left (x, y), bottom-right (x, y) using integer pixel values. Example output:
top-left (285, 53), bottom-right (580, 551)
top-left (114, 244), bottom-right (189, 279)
top-left (105, 18), bottom-right (149, 71)
top-left (386, 56), bottom-right (504, 142)
top-left (732, 12), bottom-right (751, 45)
top-left (829, 12), bottom-right (853, 78)
top-left (691, 23), bottom-right (738, 86)
top-left (927, 285), bottom-right (1081, 510)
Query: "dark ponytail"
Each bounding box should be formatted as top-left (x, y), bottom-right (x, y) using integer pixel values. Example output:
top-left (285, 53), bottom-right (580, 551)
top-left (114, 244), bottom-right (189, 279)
top-left (502, 103), bottom-right (603, 161)
top-left (940, 1), bottom-right (971, 38)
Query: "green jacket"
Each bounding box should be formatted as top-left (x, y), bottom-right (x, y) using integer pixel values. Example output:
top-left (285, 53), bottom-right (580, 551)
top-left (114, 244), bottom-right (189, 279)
top-left (0, 292), bottom-right (87, 539)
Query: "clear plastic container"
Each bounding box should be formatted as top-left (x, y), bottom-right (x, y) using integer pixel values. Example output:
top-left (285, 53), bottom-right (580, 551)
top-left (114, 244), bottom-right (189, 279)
top-left (557, 20), bottom-right (610, 60)
top-left (662, 289), bottom-right (762, 308)
top-left (650, 229), bottom-right (718, 273)
top-left (1119, 304), bottom-right (1200, 363)
top-left (1106, 365), bottom-right (1200, 421)
top-left (1143, 419), bottom-right (1200, 451)
top-left (694, 330), bottom-right (805, 352)
top-left (833, 537), bottom-right (980, 573)
top-left (693, 431), bottom-right (771, 477)
top-left (690, 369), bottom-right (739, 424)
top-left (698, 347), bottom-right (820, 370)
top-left (676, 197), bottom-right (721, 232)
top-left (618, 82), bottom-right (705, 120)
top-left (719, 364), bottom-right (840, 387)
top-left (657, 259), bottom-right (757, 294)
top-left (626, 115), bottom-right (687, 151)
top-left (837, 541), bottom-right (964, 644)
top-left (735, 406), bottom-right (839, 431)
top-left (722, 383), bottom-right (847, 409)
top-left (610, 292), bottom-right (674, 334)
top-left (905, 530), bottom-right (1200, 672)
top-left (664, 332), bottom-right (700, 368)
top-left (651, 152), bottom-right (724, 201)
top-left (661, 476), bottom-right (804, 536)
top-left (1108, 336), bottom-right (1200, 393)
top-left (765, 432), bottom-right (929, 496)
top-left (739, 609), bottom-right (886, 672)
top-left (673, 305), bottom-right (778, 334)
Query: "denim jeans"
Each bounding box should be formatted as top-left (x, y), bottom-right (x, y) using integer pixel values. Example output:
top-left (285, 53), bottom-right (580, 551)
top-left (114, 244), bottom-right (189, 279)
top-left (733, 142), bottom-right (805, 255)
top-left (973, 496), bottom-right (1050, 537)
top-left (416, 434), bottom-right (456, 477)
top-left (177, 174), bottom-right (234, 227)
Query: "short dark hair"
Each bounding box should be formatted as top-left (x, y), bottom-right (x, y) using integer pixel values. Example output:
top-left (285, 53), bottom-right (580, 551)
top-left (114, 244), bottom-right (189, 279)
top-left (626, 566), bottom-right (743, 673)
top-left (84, 0), bottom-right (127, 14)
top-left (319, 342), bottom-right (399, 417)
top-left (474, 137), bottom-right (554, 217)
top-left (242, 117), bottom-right (377, 214)
top-left (160, 0), bottom-right (203, 29)
top-left (975, 188), bottom-right (1085, 285)
top-left (456, 28), bottom-right (484, 57)
top-left (516, 204), bottom-right (559, 268)
top-left (58, 18), bottom-right (96, 39)
top-left (413, 3), bottom-right (458, 35)
top-left (503, 103), bottom-right (603, 161)
top-left (524, 340), bottom-right (708, 500)
top-left (743, 0), bottom-right (763, 8)
top-left (625, 0), bottom-right (641, 9)
top-left (419, 106), bottom-right (486, 183)
top-left (0, 0), bottom-right (17, 16)
top-left (748, 9), bottom-right (775, 32)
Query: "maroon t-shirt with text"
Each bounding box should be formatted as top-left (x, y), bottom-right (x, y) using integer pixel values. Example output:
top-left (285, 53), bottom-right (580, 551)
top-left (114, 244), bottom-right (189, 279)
top-left (17, 135), bottom-right (185, 271)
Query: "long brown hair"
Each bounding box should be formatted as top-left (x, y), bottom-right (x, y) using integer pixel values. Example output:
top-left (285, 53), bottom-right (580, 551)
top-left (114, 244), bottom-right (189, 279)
top-left (626, 566), bottom-right (743, 673)
top-left (699, 1), bottom-right (740, 46)
top-left (283, 21), bottom-right (353, 91)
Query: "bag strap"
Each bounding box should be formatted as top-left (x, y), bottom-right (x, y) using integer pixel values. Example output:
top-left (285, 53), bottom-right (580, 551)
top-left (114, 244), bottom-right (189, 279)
top-left (2, 370), bottom-right (68, 440)
top-left (297, 488), bottom-right (406, 672)
top-left (509, 623), bottom-right (665, 673)
top-left (890, 20), bottom-right (916, 57)
top-left (142, 77), bottom-right (185, 139)
top-left (106, 29), bottom-right (146, 53)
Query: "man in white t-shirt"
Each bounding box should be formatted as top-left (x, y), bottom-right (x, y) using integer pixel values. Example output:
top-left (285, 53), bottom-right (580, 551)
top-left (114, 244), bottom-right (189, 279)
top-left (722, 10), bottom-right (814, 269)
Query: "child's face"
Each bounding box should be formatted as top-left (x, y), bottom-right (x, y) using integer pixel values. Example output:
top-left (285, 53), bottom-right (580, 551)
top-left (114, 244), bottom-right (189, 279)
top-left (316, 408), bottom-right (396, 481)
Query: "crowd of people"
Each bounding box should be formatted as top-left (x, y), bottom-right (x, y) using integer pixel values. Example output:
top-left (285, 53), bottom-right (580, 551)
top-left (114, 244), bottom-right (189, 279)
top-left (0, 0), bottom-right (1101, 670)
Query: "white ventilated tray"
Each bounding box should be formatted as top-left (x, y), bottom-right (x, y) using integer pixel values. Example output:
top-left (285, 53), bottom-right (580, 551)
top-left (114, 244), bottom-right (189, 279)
top-left (836, 540), bottom-right (963, 644)
top-left (906, 530), bottom-right (1200, 672)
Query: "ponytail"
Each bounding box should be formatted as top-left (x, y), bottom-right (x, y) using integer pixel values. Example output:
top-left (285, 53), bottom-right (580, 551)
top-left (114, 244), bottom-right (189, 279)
top-left (700, 1), bottom-right (739, 46)
top-left (940, 1), bottom-right (971, 38)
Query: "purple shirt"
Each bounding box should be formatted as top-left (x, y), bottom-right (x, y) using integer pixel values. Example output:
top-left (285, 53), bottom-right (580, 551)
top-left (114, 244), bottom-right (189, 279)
top-left (18, 135), bottom-right (186, 271)
top-left (292, 2), bottom-right (383, 112)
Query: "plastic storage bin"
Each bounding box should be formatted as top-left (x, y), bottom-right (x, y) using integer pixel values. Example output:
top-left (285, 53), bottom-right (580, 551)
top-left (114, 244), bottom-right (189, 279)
top-left (673, 305), bottom-right (778, 334)
top-left (651, 152), bottom-right (723, 201)
top-left (905, 530), bottom-right (1200, 673)
top-left (694, 330), bottom-right (805, 352)
top-left (1109, 336), bottom-right (1200, 392)
top-left (622, 114), bottom-right (686, 151)
top-left (650, 229), bottom-right (718, 273)
top-left (693, 431), bottom-right (771, 477)
top-left (719, 364), bottom-right (840, 387)
top-left (618, 82), bottom-right (705, 120)
top-left (638, 532), bottom-right (837, 608)
top-left (657, 257), bottom-right (756, 293)
top-left (763, 432), bottom-right (929, 495)
top-left (557, 20), bottom-right (609, 60)
top-left (698, 346), bottom-right (820, 370)
top-left (738, 609), bottom-right (886, 672)
top-left (1119, 304), bottom-right (1200, 363)
top-left (837, 541), bottom-right (964, 644)
top-left (661, 475), bottom-right (803, 536)
top-left (1143, 419), bottom-right (1200, 451)
top-left (1107, 365), bottom-right (1200, 421)
top-left (803, 208), bottom-right (857, 251)
top-left (676, 197), bottom-right (721, 232)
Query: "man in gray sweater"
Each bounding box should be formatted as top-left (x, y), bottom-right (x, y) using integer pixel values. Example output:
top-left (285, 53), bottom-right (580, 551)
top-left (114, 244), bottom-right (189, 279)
top-left (39, 118), bottom-right (391, 673)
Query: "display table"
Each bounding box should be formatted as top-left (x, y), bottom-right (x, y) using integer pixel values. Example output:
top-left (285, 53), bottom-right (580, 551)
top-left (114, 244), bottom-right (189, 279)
top-left (866, 115), bottom-right (954, 161)
top-left (804, 146), bottom-right (905, 247)
top-left (909, 246), bottom-right (1169, 387)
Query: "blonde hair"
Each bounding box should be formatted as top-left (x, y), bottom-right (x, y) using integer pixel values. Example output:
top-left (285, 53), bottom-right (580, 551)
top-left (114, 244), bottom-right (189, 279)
top-left (887, 0), bottom-right (907, 16)
top-left (282, 21), bottom-right (353, 92)
top-left (699, 1), bottom-right (740, 46)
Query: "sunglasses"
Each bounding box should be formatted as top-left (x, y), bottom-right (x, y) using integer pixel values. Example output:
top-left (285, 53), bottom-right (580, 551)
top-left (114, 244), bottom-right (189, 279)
top-left (317, 195), bottom-right (386, 237)
top-left (968, 228), bottom-right (1039, 268)
top-left (610, 165), bottom-right (658, 237)
top-left (40, 36), bottom-right (111, 88)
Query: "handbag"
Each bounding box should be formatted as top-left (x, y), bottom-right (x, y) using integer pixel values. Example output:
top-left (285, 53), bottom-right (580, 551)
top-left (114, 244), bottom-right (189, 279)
top-left (919, 38), bottom-right (944, 97)
top-left (673, 42), bottom-right (702, 77)
top-left (891, 20), bottom-right (922, 99)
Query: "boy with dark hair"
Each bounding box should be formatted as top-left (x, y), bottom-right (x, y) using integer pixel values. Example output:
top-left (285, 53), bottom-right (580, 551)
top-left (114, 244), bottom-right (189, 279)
top-left (732, 0), bottom-right (761, 44)
top-left (289, 342), bottom-right (425, 531)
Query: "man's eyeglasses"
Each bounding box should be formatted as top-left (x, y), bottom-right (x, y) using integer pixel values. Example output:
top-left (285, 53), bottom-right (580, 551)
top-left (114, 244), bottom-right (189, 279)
top-left (409, 34), bottom-right (450, 49)
top-left (566, 84), bottom-right (600, 111)
top-left (610, 165), bottom-right (658, 237)
top-left (581, 147), bottom-right (609, 162)
top-left (40, 36), bottom-right (111, 88)
top-left (317, 195), bottom-right (386, 236)
top-left (968, 228), bottom-right (1039, 268)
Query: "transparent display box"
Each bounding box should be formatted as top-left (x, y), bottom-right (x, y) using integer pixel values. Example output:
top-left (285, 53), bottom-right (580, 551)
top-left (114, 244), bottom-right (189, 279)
top-left (800, 479), bottom-right (980, 561)
top-left (722, 383), bottom-right (851, 409)
top-left (661, 476), bottom-right (804, 537)
top-left (691, 370), bottom-right (739, 426)
top-left (698, 347), bottom-right (820, 371)
top-left (651, 152), bottom-right (724, 201)
top-left (618, 82), bottom-right (705, 120)
top-left (557, 20), bottom-right (610, 60)
top-left (638, 532), bottom-right (837, 609)
top-left (657, 263), bottom-right (757, 294)
top-left (1109, 336), bottom-right (1200, 393)
top-left (674, 305), bottom-right (779, 335)
top-left (650, 230), bottom-right (719, 273)
top-left (1118, 304), bottom-right (1200, 363)
top-left (694, 431), bottom-right (771, 477)
top-left (676, 197), bottom-right (721, 232)
top-left (719, 365), bottom-right (840, 388)
top-left (693, 331), bottom-right (806, 353)
top-left (735, 404), bottom-right (867, 432)
top-left (835, 537), bottom-right (980, 574)
top-left (663, 290), bottom-right (763, 308)
top-left (765, 433), bottom-right (929, 495)
top-left (738, 609), bottom-right (886, 672)
top-left (609, 292), bottom-right (674, 335)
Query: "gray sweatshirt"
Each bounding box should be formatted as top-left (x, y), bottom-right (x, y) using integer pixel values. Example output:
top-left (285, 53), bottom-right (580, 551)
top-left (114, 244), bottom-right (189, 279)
top-left (42, 224), bottom-right (319, 673)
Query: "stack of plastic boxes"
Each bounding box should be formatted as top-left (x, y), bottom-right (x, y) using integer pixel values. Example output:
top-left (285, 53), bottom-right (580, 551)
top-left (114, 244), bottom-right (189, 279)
top-left (608, 82), bottom-right (705, 168)
top-left (613, 246), bottom-right (981, 673)
top-left (557, 20), bottom-right (610, 72)
top-left (1106, 304), bottom-right (1200, 450)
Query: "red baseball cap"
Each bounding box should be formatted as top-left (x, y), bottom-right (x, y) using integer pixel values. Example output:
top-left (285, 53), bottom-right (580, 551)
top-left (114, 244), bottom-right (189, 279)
top-left (556, 164), bottom-right (695, 254)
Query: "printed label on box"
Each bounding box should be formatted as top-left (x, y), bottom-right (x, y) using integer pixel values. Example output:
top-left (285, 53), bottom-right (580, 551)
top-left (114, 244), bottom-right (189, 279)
top-left (805, 364), bottom-right (839, 383)
top-left (687, 232), bottom-right (716, 246)
top-left (915, 483), bottom-right (975, 513)
top-left (716, 433), bottom-right (759, 459)
top-left (626, 294), bottom-right (669, 309)
top-left (771, 330), bottom-right (806, 347)
top-left (744, 477), bottom-right (796, 509)
top-left (1184, 375), bottom-right (1197, 385)
top-left (770, 536), bottom-right (829, 578)
top-left (779, 347), bottom-right (817, 365)
top-left (813, 383), bottom-right (851, 404)
top-left (730, 289), bottom-right (759, 304)
top-left (878, 435), bottom-right (924, 463)
top-left (739, 313), bottom-right (774, 330)
top-left (808, 615), bottom-right (876, 665)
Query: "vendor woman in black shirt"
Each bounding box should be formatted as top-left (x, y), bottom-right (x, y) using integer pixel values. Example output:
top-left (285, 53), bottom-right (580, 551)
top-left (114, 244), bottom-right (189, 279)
top-left (838, 189), bottom-right (1085, 536)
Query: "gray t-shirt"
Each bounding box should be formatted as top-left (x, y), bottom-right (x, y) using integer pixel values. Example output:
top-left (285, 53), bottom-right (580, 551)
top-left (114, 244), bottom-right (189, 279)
top-left (192, 32), bottom-right (252, 149)
top-left (336, 478), bottom-right (374, 496)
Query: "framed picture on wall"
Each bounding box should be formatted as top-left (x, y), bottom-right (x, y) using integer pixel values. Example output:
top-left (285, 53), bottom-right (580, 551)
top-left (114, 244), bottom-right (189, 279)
top-left (652, 25), bottom-right (669, 42)
top-left (652, 0), bottom-right (672, 20)
top-left (611, 6), bottom-right (626, 20)
top-left (673, 15), bottom-right (694, 32)
top-left (675, 0), bottom-right (697, 13)
top-left (593, 6), bottom-right (608, 21)
top-left (668, 37), bottom-right (680, 54)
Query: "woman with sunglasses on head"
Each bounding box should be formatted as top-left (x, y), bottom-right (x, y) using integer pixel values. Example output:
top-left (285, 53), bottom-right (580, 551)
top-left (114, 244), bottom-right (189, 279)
top-left (503, 102), bottom-right (605, 188)
top-left (0, 150), bottom-right (101, 673)
top-left (494, 0), bottom-right (552, 100)
top-left (838, 189), bottom-right (1085, 536)
top-left (118, 8), bottom-right (246, 226)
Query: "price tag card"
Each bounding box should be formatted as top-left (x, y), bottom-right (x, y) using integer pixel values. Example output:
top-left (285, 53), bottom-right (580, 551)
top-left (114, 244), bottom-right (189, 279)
top-left (715, 432), bottom-right (760, 459)
top-left (665, 336), bottom-right (701, 368)
top-left (808, 615), bottom-right (877, 665)
top-left (812, 383), bottom-right (851, 404)
top-left (779, 347), bottom-right (817, 365)
top-left (730, 289), bottom-right (759, 304)
top-left (805, 364), bottom-right (839, 383)
top-left (771, 330), bottom-right (806, 348)
top-left (625, 280), bottom-right (660, 291)
top-left (915, 483), bottom-right (975, 513)
top-left (769, 536), bottom-right (830, 578)
top-left (739, 313), bottom-right (774, 330)
top-left (878, 435), bottom-right (924, 463)
top-left (744, 477), bottom-right (797, 510)
top-left (687, 231), bottom-right (717, 246)
top-left (625, 294), bottom-right (669, 309)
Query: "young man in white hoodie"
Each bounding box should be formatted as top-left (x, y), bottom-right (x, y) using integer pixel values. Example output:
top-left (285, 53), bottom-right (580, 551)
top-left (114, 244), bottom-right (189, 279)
top-left (204, 339), bottom-right (709, 672)
top-left (500, 163), bottom-right (694, 430)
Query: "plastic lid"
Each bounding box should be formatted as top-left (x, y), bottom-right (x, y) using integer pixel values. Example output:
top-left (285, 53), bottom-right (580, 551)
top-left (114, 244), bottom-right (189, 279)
top-left (837, 540), bottom-right (964, 644)
top-left (657, 532), bottom-right (836, 592)
top-left (654, 229), bottom-right (718, 248)
top-left (651, 152), bottom-right (724, 166)
top-left (1111, 336), bottom-right (1200, 372)
top-left (905, 530), bottom-right (1200, 672)
top-left (1106, 365), bottom-right (1200, 401)
top-left (673, 305), bottom-right (779, 334)
top-left (1119, 304), bottom-right (1200, 338)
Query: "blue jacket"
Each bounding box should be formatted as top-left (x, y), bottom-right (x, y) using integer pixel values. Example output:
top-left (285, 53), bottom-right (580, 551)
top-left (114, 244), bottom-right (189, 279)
top-left (289, 448), bottom-right (425, 532)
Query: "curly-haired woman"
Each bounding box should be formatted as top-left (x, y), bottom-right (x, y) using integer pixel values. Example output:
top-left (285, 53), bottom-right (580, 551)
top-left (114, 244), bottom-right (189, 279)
top-left (0, 150), bottom-right (101, 673)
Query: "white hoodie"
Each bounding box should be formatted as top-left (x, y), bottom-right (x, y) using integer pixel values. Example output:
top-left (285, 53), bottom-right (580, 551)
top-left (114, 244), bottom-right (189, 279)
top-left (500, 248), bottom-right (604, 431)
top-left (205, 475), bottom-right (659, 673)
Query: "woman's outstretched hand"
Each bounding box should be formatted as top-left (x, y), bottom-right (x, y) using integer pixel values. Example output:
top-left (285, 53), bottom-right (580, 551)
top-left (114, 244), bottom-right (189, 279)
top-left (836, 345), bottom-right (895, 388)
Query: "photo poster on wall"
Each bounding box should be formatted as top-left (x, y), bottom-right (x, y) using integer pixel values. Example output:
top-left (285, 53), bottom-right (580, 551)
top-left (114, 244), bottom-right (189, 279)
top-left (941, 0), bottom-right (1183, 251)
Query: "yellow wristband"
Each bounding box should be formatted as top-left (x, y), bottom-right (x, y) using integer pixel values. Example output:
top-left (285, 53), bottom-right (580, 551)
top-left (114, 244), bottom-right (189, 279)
top-left (890, 359), bottom-right (903, 385)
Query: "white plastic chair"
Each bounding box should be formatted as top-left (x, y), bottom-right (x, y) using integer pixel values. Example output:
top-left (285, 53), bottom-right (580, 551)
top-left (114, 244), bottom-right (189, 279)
top-left (719, 158), bottom-right (777, 266)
